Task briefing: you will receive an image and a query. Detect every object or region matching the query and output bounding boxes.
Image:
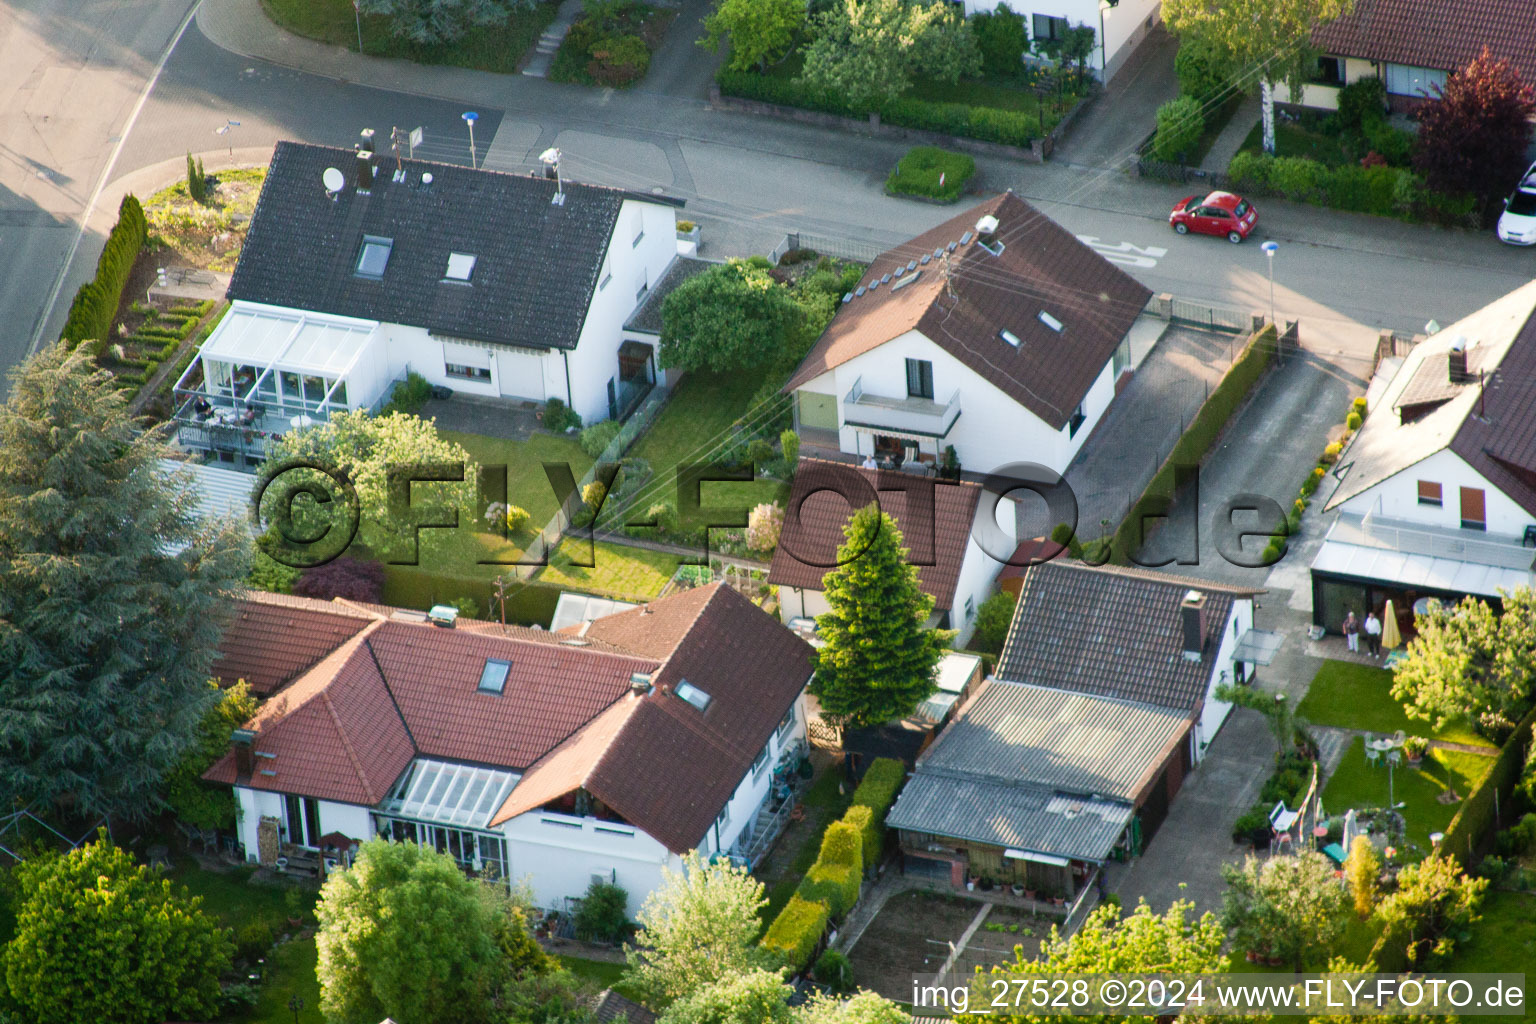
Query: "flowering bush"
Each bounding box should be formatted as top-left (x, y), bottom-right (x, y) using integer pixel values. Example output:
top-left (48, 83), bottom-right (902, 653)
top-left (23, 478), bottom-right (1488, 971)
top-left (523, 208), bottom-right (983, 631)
top-left (746, 502), bottom-right (784, 553)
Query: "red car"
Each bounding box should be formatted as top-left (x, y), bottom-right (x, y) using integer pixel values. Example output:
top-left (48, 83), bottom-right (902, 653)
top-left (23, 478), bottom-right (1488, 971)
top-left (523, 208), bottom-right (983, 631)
top-left (1169, 191), bottom-right (1258, 243)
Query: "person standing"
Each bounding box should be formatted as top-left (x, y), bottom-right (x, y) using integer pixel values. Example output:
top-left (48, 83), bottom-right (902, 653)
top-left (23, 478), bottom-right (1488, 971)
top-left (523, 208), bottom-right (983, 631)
top-left (1343, 611), bottom-right (1359, 653)
top-left (1364, 611), bottom-right (1382, 658)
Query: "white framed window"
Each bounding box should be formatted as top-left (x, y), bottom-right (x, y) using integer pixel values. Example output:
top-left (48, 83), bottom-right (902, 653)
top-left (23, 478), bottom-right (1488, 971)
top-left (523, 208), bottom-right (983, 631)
top-left (356, 236), bottom-right (392, 279)
top-left (776, 703), bottom-right (796, 739)
top-left (445, 363), bottom-right (491, 382)
top-left (714, 802), bottom-right (730, 832)
top-left (751, 742), bottom-right (770, 778)
top-left (635, 272), bottom-right (649, 303)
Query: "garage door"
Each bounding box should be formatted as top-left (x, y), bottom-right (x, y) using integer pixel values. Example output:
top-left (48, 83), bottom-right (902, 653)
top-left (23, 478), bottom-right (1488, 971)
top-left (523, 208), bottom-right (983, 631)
top-left (495, 349), bottom-right (545, 402)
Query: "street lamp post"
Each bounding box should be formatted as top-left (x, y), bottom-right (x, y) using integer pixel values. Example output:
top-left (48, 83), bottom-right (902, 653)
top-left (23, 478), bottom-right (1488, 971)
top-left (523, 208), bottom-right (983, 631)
top-left (353, 0), bottom-right (364, 53)
top-left (461, 111), bottom-right (479, 169)
top-left (1261, 240), bottom-right (1279, 328)
top-left (214, 119), bottom-right (241, 157)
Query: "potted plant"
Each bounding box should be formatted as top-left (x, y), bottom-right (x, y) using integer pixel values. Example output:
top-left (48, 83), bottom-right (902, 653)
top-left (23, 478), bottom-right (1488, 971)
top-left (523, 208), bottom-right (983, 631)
top-left (1011, 883), bottom-right (1025, 897)
top-left (1403, 736), bottom-right (1429, 764)
top-left (966, 874), bottom-right (977, 892)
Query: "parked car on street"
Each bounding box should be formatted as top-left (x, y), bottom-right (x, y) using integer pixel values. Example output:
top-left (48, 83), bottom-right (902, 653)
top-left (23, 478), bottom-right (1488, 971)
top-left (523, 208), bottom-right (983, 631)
top-left (1496, 161), bottom-right (1536, 245)
top-left (1169, 191), bottom-right (1258, 243)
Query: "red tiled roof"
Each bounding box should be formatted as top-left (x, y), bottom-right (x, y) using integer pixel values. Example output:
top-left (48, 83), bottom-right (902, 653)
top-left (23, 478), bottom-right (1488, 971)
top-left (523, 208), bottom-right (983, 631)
top-left (1312, 0), bottom-right (1536, 82)
top-left (766, 459), bottom-right (984, 611)
top-left (783, 193), bottom-right (1152, 430)
top-left (206, 584), bottom-right (815, 853)
top-left (575, 584), bottom-right (716, 659)
top-left (211, 591), bottom-right (375, 696)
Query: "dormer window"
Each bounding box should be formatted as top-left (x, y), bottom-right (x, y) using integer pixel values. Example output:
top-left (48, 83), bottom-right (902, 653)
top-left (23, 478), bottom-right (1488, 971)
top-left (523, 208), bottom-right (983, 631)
top-left (356, 236), bottom-right (393, 279)
top-left (445, 252), bottom-right (477, 283)
top-left (675, 679), bottom-right (711, 711)
top-left (477, 658), bottom-right (511, 694)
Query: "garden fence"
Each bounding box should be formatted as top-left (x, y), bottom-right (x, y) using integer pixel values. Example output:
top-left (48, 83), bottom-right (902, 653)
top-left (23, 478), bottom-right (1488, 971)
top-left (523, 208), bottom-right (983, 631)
top-left (771, 232), bottom-right (886, 266)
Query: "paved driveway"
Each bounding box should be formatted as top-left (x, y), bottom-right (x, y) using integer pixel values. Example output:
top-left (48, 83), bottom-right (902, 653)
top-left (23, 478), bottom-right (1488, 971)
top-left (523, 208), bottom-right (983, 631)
top-left (1051, 24), bottom-right (1180, 170)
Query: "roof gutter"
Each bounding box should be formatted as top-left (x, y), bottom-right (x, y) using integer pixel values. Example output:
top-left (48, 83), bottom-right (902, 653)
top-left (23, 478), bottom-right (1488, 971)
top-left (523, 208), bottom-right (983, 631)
top-left (561, 349), bottom-right (573, 408)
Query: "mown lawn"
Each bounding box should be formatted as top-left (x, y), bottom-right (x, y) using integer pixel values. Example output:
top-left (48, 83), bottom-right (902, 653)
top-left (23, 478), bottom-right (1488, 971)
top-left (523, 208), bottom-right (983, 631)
top-left (1320, 738), bottom-right (1495, 853)
top-left (1297, 660), bottom-right (1494, 748)
top-left (758, 763), bottom-right (852, 929)
top-left (260, 0), bottom-right (559, 73)
top-left (533, 539), bottom-right (680, 600)
top-left (1445, 890), bottom-right (1536, 1024)
top-left (557, 955), bottom-right (645, 1003)
top-left (1238, 116), bottom-right (1354, 167)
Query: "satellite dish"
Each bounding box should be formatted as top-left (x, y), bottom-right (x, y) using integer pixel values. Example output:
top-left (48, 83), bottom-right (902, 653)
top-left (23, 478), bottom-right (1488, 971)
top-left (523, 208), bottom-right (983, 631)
top-left (421, 172), bottom-right (434, 184)
top-left (539, 147), bottom-right (561, 166)
top-left (322, 167), bottom-right (345, 192)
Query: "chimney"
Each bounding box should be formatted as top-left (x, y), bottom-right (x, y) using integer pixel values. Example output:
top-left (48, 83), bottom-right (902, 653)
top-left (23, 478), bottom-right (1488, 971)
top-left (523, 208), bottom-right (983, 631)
top-left (1180, 590), bottom-right (1206, 662)
top-left (355, 150), bottom-right (374, 192)
top-left (359, 127), bottom-right (376, 153)
top-left (630, 672), bottom-right (652, 695)
top-left (427, 604), bottom-right (458, 628)
top-left (1448, 336), bottom-right (1469, 383)
top-left (232, 728), bottom-right (257, 784)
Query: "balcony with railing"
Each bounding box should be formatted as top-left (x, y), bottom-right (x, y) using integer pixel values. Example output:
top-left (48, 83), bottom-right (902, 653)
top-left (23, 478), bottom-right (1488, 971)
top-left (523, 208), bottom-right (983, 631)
top-left (842, 376), bottom-right (961, 438)
top-left (1341, 508), bottom-right (1536, 573)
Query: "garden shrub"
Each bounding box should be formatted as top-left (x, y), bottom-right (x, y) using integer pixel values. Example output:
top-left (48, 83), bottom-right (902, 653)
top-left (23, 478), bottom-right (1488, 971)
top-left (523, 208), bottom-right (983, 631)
top-left (1153, 96), bottom-right (1204, 164)
top-left (972, 4), bottom-right (1027, 79)
top-left (544, 397), bottom-right (582, 432)
top-left (840, 806), bottom-right (877, 870)
top-left (588, 34), bottom-right (650, 87)
top-left (580, 419), bottom-right (623, 458)
top-left (797, 858), bottom-right (860, 918)
top-left (1364, 120), bottom-right (1414, 166)
top-left (581, 480), bottom-right (607, 509)
top-left (746, 437), bottom-right (777, 468)
top-left (384, 371), bottom-right (433, 415)
top-left (885, 146), bottom-right (976, 202)
top-left (1271, 156), bottom-right (1328, 203)
top-left (817, 821), bottom-right (862, 869)
top-left (813, 948), bottom-right (854, 992)
top-left (760, 895), bottom-right (829, 972)
top-left (746, 502), bottom-right (785, 553)
top-left (1336, 76), bottom-right (1387, 134)
top-left (1049, 522), bottom-right (1084, 559)
top-left (234, 920), bottom-right (273, 962)
top-left (1227, 150), bottom-right (1272, 191)
top-left (294, 556), bottom-right (386, 603)
top-left (574, 880), bottom-right (629, 943)
top-left (778, 429), bottom-right (800, 478)
top-left (970, 590), bottom-right (1017, 656)
top-left (1174, 35), bottom-right (1229, 101)
top-left (847, 758), bottom-right (905, 863)
top-left (61, 194), bottom-right (147, 351)
top-left (503, 504), bottom-right (531, 533)
top-left (1497, 813), bottom-right (1536, 856)
top-left (1346, 411), bottom-right (1363, 431)
top-left (1232, 804), bottom-right (1272, 844)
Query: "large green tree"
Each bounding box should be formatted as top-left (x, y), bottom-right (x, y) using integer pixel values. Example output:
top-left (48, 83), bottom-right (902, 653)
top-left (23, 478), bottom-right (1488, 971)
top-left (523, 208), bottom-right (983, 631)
top-left (164, 679), bottom-right (260, 829)
top-left (1373, 855), bottom-right (1487, 967)
top-left (810, 504), bottom-right (949, 728)
top-left (625, 850), bottom-right (771, 1005)
top-left (315, 839), bottom-right (508, 1024)
top-left (1221, 852), bottom-right (1346, 970)
top-left (1162, 0), bottom-right (1352, 153)
top-left (2, 835), bottom-right (232, 1024)
top-left (0, 345), bottom-right (249, 819)
top-left (1392, 590), bottom-right (1536, 741)
top-left (264, 409), bottom-right (476, 562)
top-left (1413, 48), bottom-right (1536, 225)
top-left (658, 260), bottom-right (804, 374)
top-left (701, 0), bottom-right (803, 71)
top-left (799, 0), bottom-right (981, 112)
top-left (659, 969), bottom-right (795, 1024)
top-left (981, 899), bottom-right (1224, 1023)
top-left (355, 0), bottom-right (535, 44)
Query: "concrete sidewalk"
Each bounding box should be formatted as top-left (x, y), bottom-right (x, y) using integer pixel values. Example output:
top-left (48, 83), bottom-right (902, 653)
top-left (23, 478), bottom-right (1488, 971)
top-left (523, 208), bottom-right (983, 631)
top-left (1199, 94), bottom-right (1260, 175)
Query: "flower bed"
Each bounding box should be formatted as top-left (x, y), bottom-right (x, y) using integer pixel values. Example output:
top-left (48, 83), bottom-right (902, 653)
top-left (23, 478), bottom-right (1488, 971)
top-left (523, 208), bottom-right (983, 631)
top-left (548, 0), bottom-right (675, 88)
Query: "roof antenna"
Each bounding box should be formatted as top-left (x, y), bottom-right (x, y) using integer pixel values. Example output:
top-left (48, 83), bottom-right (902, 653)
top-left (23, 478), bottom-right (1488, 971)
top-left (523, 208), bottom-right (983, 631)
top-left (940, 250), bottom-right (956, 301)
top-left (540, 148), bottom-right (565, 206)
top-left (389, 126), bottom-right (407, 182)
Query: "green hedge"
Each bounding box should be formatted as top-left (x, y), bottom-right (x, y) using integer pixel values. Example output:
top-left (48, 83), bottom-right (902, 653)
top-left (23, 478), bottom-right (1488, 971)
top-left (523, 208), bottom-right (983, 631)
top-left (887, 146), bottom-right (976, 202)
top-left (849, 757), bottom-right (906, 864)
top-left (817, 820), bottom-right (862, 869)
top-left (761, 895), bottom-right (829, 972)
top-left (61, 194), bottom-right (147, 353)
top-left (1438, 704), bottom-right (1536, 867)
top-left (1227, 151), bottom-right (1477, 225)
top-left (797, 858), bottom-right (861, 919)
top-left (717, 70), bottom-right (1039, 148)
top-left (1111, 324), bottom-right (1278, 563)
top-left (841, 806), bottom-right (876, 870)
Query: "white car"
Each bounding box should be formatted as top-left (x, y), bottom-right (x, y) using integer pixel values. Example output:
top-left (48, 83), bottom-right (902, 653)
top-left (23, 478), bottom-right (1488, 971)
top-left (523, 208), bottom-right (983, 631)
top-left (1497, 161), bottom-right (1536, 245)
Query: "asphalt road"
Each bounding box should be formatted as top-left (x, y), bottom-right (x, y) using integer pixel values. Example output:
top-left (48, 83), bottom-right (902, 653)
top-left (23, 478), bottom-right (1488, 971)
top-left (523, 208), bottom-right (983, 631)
top-left (11, 0), bottom-right (1536, 379)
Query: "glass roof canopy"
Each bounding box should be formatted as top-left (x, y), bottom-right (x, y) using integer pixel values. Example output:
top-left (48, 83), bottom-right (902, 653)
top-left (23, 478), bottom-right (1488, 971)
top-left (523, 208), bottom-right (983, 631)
top-left (199, 303), bottom-right (380, 377)
top-left (379, 759), bottom-right (521, 828)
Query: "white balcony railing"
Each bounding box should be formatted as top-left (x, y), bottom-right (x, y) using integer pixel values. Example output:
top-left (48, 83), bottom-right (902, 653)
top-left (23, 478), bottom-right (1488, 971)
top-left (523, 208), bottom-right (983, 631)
top-left (1336, 509), bottom-right (1536, 573)
top-left (842, 376), bottom-right (961, 438)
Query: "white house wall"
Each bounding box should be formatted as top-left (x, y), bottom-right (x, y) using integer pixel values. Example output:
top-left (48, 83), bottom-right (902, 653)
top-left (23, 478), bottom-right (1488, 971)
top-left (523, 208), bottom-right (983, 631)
top-left (952, 0), bottom-right (1161, 81)
top-left (706, 695), bottom-right (809, 854)
top-left (232, 790), bottom-right (370, 858)
top-left (799, 328), bottom-right (1117, 476)
top-left (499, 810), bottom-right (679, 918)
top-left (1193, 598), bottom-right (1252, 761)
top-left (1336, 448), bottom-right (1535, 537)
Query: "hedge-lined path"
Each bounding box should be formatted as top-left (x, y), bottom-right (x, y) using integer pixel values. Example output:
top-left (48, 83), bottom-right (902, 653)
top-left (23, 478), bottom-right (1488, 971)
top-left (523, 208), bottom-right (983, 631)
top-left (1198, 94), bottom-right (1262, 175)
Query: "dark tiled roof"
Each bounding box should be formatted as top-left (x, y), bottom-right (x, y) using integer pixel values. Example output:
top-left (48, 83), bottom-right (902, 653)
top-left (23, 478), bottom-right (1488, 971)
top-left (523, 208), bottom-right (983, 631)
top-left (783, 193), bottom-right (1152, 430)
top-left (996, 561), bottom-right (1261, 714)
top-left (767, 459), bottom-right (984, 611)
top-left (1312, 0), bottom-right (1536, 82)
top-left (592, 990), bottom-right (657, 1024)
top-left (206, 584), bottom-right (814, 853)
top-left (212, 591), bottom-right (377, 696)
top-left (1450, 306), bottom-right (1536, 517)
top-left (228, 142), bottom-right (682, 350)
top-left (623, 255), bottom-right (719, 334)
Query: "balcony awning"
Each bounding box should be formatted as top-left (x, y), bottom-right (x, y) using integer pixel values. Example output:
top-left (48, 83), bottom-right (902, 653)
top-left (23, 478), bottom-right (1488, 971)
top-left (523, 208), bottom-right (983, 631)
top-left (844, 421), bottom-right (954, 442)
top-left (201, 302), bottom-right (380, 377)
top-left (1310, 537), bottom-right (1532, 599)
top-left (1232, 629), bottom-right (1283, 666)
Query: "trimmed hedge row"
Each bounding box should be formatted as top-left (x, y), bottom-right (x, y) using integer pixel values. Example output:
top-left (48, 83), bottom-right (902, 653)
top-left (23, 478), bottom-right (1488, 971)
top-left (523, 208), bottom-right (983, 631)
top-left (848, 757), bottom-right (905, 867)
top-left (817, 820), bottom-right (862, 868)
top-left (716, 70), bottom-right (1040, 149)
top-left (61, 194), bottom-right (146, 352)
top-left (1228, 151), bottom-right (1478, 226)
top-left (1438, 703), bottom-right (1536, 868)
top-left (1107, 324), bottom-right (1279, 563)
top-left (760, 895), bottom-right (830, 973)
top-left (797, 859), bottom-right (861, 919)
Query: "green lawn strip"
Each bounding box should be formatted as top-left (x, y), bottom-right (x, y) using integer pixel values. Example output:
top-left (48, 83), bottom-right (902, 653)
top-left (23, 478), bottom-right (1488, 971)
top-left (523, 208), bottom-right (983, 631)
top-left (1321, 738), bottom-right (1495, 852)
top-left (1181, 91), bottom-right (1245, 168)
top-left (1298, 660), bottom-right (1494, 748)
top-left (259, 0), bottom-right (559, 73)
top-left (887, 146), bottom-right (975, 202)
top-left (758, 766), bottom-right (853, 928)
top-left (246, 937), bottom-right (325, 1024)
top-left (533, 540), bottom-right (680, 600)
top-left (1237, 117), bottom-right (1354, 167)
top-left (556, 954), bottom-right (646, 1003)
top-left (1443, 890), bottom-right (1536, 1024)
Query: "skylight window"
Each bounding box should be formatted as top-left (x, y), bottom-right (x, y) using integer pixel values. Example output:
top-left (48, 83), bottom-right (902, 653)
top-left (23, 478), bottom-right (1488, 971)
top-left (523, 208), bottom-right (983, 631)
top-left (356, 236), bottom-right (393, 279)
top-left (675, 679), bottom-right (711, 712)
top-left (1038, 311), bottom-right (1064, 333)
top-left (477, 658), bottom-right (511, 694)
top-left (445, 252), bottom-right (477, 282)
top-left (1000, 329), bottom-right (1022, 348)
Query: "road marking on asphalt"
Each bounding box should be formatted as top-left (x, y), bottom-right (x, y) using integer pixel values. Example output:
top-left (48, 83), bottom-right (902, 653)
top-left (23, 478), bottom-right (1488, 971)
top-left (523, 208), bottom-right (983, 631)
top-left (1075, 235), bottom-right (1168, 269)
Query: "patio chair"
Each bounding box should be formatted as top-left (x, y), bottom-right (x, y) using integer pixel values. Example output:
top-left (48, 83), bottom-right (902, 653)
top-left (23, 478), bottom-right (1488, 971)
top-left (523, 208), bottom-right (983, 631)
top-left (1365, 744), bottom-right (1380, 767)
